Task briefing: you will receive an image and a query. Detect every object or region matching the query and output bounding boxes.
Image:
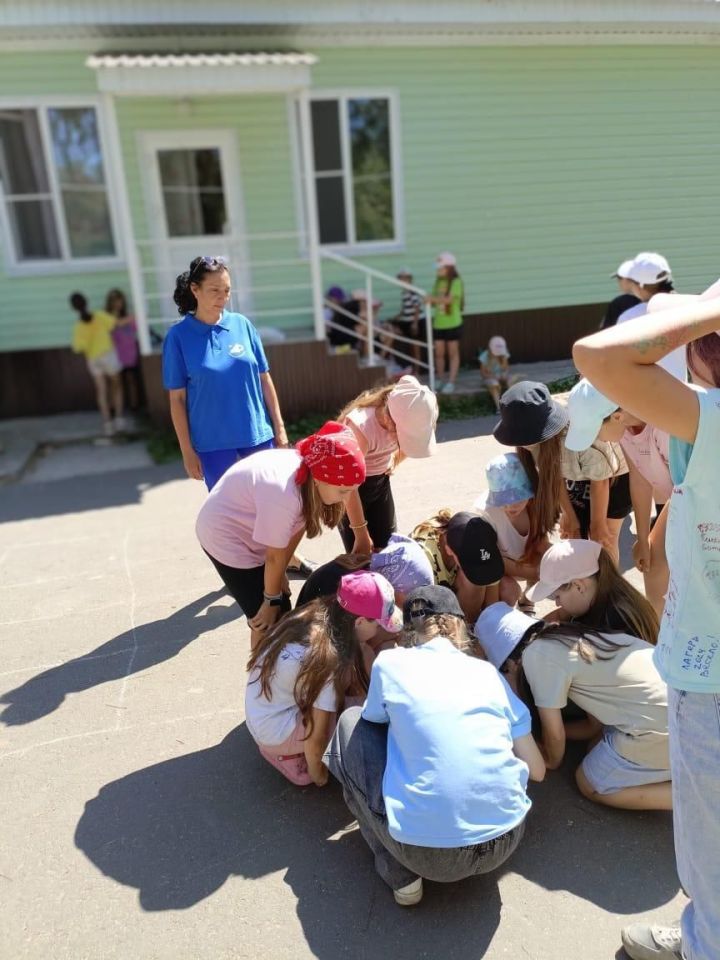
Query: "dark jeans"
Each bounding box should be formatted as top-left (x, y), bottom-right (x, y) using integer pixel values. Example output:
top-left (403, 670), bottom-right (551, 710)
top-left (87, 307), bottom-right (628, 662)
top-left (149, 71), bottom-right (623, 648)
top-left (324, 707), bottom-right (526, 891)
top-left (339, 473), bottom-right (397, 552)
top-left (204, 552), bottom-right (291, 620)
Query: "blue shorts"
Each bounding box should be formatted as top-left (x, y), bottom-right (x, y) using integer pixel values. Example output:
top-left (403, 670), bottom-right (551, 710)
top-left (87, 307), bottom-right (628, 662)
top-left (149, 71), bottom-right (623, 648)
top-left (199, 439), bottom-right (275, 491)
top-left (581, 729), bottom-right (671, 795)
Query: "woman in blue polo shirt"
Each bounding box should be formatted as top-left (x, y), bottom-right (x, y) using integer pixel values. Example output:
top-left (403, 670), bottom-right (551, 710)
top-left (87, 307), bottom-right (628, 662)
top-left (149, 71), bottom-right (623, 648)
top-left (163, 256), bottom-right (288, 491)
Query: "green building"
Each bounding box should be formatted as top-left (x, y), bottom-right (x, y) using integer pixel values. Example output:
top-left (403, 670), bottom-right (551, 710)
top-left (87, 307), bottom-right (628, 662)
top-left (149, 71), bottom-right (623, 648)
top-left (2, 1), bottom-right (720, 417)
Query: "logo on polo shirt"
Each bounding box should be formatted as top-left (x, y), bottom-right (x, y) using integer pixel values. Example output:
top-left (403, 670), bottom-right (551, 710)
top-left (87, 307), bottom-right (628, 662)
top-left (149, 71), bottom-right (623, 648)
top-left (228, 343), bottom-right (245, 357)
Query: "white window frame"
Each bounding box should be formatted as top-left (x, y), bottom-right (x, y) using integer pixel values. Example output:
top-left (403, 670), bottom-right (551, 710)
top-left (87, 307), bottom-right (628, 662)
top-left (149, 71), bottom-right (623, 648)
top-left (0, 94), bottom-right (124, 277)
top-left (293, 88), bottom-right (404, 256)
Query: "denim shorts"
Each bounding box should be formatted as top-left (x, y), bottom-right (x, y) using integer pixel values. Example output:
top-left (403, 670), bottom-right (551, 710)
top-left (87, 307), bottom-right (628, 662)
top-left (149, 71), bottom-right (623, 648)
top-left (581, 729), bottom-right (671, 795)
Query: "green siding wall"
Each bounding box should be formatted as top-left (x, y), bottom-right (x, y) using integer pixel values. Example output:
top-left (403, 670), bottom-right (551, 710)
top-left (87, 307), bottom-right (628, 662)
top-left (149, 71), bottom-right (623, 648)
top-left (2, 44), bottom-right (720, 352)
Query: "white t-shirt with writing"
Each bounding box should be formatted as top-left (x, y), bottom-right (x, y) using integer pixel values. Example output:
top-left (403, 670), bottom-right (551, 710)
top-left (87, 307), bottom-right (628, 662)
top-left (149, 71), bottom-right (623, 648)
top-left (196, 448), bottom-right (305, 568)
top-left (474, 491), bottom-right (528, 561)
top-left (245, 642), bottom-right (337, 746)
top-left (657, 388), bottom-right (720, 692)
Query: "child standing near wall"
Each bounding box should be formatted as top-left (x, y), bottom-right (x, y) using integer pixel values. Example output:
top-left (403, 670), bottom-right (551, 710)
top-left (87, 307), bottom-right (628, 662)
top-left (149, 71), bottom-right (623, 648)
top-left (478, 336), bottom-right (517, 412)
top-left (70, 291), bottom-right (124, 437)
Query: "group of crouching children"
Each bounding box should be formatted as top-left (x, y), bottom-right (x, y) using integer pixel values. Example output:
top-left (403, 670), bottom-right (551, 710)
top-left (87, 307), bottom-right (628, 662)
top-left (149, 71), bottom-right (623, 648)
top-left (197, 368), bottom-right (673, 908)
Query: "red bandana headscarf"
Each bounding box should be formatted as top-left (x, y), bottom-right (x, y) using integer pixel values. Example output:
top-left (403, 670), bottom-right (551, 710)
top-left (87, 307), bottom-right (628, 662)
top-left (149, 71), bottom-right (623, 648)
top-left (295, 420), bottom-right (366, 487)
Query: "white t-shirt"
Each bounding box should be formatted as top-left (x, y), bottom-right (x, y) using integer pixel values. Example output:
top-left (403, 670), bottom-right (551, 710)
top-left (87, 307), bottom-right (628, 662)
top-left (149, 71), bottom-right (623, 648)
top-left (195, 448), bottom-right (305, 568)
top-left (474, 491), bottom-right (528, 561)
top-left (245, 642), bottom-right (337, 746)
top-left (617, 302), bottom-right (687, 382)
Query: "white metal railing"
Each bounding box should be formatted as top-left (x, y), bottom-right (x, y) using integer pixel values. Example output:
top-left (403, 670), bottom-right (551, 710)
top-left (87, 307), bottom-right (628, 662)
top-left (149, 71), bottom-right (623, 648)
top-left (133, 231), bottom-right (319, 348)
top-left (320, 249), bottom-right (436, 391)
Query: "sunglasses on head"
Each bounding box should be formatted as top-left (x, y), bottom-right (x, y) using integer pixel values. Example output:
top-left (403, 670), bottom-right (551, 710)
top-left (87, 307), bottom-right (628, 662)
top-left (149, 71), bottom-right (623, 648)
top-left (190, 255), bottom-right (227, 280)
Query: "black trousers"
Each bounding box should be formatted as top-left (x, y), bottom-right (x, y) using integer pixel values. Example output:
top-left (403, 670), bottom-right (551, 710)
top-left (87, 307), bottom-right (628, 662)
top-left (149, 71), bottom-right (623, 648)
top-left (204, 552), bottom-right (291, 620)
top-left (339, 473), bottom-right (397, 552)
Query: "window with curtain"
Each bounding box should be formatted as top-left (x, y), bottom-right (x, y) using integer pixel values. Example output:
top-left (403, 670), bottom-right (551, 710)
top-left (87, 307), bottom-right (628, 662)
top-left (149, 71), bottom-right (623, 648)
top-left (309, 95), bottom-right (397, 246)
top-left (0, 105), bottom-right (116, 263)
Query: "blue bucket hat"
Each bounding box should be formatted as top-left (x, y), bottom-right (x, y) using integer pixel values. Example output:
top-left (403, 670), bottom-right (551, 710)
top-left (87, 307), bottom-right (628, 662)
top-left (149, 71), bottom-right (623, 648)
top-left (482, 453), bottom-right (534, 508)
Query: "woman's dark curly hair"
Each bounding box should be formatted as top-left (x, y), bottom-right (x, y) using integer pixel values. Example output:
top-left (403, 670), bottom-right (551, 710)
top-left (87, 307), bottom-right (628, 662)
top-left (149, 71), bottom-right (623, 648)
top-left (173, 256), bottom-right (229, 315)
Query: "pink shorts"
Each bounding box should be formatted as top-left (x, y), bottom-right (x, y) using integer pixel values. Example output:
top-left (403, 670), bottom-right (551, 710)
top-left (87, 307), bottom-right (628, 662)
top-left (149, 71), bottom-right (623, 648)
top-left (258, 713), bottom-right (336, 787)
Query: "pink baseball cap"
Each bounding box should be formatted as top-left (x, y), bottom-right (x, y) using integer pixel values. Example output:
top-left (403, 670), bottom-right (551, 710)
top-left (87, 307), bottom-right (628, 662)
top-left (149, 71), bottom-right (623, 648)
top-left (525, 539), bottom-right (602, 603)
top-left (337, 571), bottom-right (403, 633)
top-left (436, 251), bottom-right (457, 268)
top-left (387, 375), bottom-right (438, 459)
top-left (489, 335), bottom-right (509, 357)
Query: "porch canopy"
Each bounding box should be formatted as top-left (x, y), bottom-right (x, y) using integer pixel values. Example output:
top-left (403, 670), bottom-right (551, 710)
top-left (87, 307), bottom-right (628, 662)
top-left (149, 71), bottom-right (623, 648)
top-left (85, 50), bottom-right (325, 354)
top-left (86, 51), bottom-right (317, 95)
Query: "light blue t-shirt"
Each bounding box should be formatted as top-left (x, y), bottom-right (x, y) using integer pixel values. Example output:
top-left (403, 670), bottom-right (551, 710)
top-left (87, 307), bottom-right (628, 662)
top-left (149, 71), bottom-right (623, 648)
top-left (656, 387), bottom-right (720, 692)
top-left (162, 310), bottom-right (273, 453)
top-left (361, 636), bottom-right (532, 848)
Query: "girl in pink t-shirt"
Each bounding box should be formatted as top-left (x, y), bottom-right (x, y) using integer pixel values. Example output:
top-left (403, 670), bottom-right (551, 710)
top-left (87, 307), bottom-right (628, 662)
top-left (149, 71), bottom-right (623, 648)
top-left (106, 288), bottom-right (141, 411)
top-left (246, 570), bottom-right (402, 787)
top-left (196, 421), bottom-right (366, 650)
top-left (337, 376), bottom-right (438, 555)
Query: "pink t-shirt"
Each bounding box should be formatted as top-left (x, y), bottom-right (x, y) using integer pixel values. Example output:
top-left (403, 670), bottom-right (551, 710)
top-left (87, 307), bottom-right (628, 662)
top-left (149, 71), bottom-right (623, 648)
top-left (196, 448), bottom-right (305, 567)
top-left (620, 424), bottom-right (673, 504)
top-left (111, 316), bottom-right (139, 368)
top-left (345, 407), bottom-right (397, 477)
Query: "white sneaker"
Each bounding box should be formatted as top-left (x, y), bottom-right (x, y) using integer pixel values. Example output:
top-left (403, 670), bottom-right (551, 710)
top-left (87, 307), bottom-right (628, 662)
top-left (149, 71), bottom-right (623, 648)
top-left (434, 380), bottom-right (444, 393)
top-left (114, 416), bottom-right (127, 433)
top-left (393, 877), bottom-right (423, 906)
top-left (441, 381), bottom-right (455, 394)
top-left (103, 420), bottom-right (115, 437)
top-left (621, 923), bottom-right (683, 960)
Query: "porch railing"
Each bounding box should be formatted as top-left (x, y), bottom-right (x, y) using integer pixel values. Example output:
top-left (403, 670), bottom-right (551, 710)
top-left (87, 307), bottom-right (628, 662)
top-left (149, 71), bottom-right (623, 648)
top-left (320, 249), bottom-right (436, 391)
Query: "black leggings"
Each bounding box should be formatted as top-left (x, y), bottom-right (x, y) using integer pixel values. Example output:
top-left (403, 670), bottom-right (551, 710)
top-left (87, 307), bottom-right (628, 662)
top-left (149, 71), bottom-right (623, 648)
top-left (204, 552), bottom-right (292, 620)
top-left (339, 473), bottom-right (397, 552)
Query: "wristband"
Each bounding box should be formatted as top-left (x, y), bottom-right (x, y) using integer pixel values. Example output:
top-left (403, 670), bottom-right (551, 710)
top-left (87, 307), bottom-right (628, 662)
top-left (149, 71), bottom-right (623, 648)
top-left (263, 592), bottom-right (284, 607)
top-left (350, 521), bottom-right (369, 530)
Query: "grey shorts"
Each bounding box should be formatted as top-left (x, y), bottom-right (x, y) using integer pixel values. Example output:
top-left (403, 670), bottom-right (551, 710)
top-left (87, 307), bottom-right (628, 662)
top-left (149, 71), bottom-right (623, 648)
top-left (581, 730), bottom-right (671, 795)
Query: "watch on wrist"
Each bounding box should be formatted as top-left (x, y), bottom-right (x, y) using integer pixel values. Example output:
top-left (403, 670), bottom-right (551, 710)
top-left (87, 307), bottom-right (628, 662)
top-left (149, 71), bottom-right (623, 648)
top-left (264, 594), bottom-right (284, 607)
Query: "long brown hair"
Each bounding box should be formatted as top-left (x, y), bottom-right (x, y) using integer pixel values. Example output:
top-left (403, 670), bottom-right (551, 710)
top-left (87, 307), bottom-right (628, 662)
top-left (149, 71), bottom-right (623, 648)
top-left (529, 620), bottom-right (634, 664)
top-left (337, 383), bottom-right (395, 424)
top-left (246, 599), bottom-right (369, 737)
top-left (517, 433), bottom-right (564, 547)
top-left (582, 549), bottom-right (659, 645)
top-left (300, 476), bottom-right (346, 539)
top-left (687, 333), bottom-right (720, 387)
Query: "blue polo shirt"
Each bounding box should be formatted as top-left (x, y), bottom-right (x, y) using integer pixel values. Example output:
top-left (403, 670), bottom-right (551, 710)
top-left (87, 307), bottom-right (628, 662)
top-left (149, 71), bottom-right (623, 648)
top-left (362, 636), bottom-right (532, 848)
top-left (162, 311), bottom-right (274, 453)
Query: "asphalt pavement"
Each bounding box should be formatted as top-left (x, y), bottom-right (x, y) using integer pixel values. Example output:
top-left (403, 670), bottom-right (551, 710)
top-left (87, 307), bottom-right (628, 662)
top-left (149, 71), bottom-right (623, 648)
top-left (0, 417), bottom-right (683, 960)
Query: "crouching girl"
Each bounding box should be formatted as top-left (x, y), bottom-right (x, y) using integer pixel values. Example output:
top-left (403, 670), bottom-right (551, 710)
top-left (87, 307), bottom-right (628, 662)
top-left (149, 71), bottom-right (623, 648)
top-left (475, 602), bottom-right (671, 810)
top-left (324, 585), bottom-right (544, 907)
top-left (245, 570), bottom-right (402, 787)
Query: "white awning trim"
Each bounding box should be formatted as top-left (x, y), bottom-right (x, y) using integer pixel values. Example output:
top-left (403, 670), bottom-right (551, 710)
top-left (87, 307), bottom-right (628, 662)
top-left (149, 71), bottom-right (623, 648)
top-left (86, 52), bottom-right (317, 69)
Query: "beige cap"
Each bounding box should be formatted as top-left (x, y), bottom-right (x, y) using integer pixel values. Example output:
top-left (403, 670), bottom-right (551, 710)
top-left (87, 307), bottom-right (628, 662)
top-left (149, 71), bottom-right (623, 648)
top-left (387, 375), bottom-right (438, 459)
top-left (525, 539), bottom-right (602, 603)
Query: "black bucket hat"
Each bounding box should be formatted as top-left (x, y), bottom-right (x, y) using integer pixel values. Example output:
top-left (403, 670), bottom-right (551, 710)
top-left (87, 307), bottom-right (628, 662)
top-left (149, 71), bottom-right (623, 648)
top-left (493, 381), bottom-right (569, 447)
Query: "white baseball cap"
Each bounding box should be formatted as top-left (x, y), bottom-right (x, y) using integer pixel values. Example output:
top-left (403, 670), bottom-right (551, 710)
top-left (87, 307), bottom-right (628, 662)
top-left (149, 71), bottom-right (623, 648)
top-left (525, 539), bottom-right (602, 603)
top-left (627, 252), bottom-right (672, 287)
top-left (386, 375), bottom-right (438, 459)
top-left (611, 259), bottom-right (634, 280)
top-left (564, 378), bottom-right (620, 452)
top-left (489, 335), bottom-right (509, 357)
top-left (474, 602), bottom-right (540, 670)
top-left (436, 251), bottom-right (457, 268)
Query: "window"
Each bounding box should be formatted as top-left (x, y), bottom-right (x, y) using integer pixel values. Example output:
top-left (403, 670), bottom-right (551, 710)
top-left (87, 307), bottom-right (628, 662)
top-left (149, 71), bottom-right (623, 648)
top-left (0, 105), bottom-right (116, 264)
top-left (309, 95), bottom-right (398, 246)
top-left (157, 147), bottom-right (227, 237)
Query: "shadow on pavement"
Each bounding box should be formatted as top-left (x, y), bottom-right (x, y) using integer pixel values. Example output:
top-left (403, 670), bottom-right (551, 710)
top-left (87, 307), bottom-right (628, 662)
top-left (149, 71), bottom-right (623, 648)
top-left (0, 462), bottom-right (185, 524)
top-left (75, 728), bottom-right (678, 960)
top-left (0, 590), bottom-right (234, 727)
